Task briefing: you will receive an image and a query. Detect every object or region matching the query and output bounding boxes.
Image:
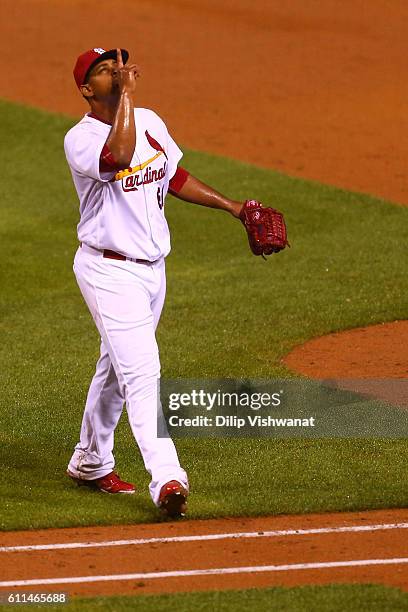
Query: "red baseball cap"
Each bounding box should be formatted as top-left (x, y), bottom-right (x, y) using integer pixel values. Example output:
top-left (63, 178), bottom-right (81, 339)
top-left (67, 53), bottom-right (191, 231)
top-left (73, 47), bottom-right (129, 89)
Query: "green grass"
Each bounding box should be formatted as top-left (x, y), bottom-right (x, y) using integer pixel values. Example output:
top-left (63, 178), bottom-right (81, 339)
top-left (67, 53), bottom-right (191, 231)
top-left (0, 99), bottom-right (407, 530)
top-left (23, 585), bottom-right (408, 612)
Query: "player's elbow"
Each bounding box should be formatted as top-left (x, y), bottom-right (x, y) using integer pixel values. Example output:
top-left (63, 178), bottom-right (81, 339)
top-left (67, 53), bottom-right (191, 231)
top-left (114, 152), bottom-right (133, 169)
top-left (110, 154), bottom-right (131, 170)
top-left (105, 142), bottom-right (134, 170)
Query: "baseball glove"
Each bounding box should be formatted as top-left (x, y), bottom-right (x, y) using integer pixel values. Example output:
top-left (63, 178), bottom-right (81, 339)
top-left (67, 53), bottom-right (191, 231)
top-left (239, 199), bottom-right (289, 258)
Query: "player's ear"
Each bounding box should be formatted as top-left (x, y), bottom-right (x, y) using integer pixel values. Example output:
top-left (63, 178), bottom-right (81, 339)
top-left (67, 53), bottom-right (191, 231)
top-left (80, 83), bottom-right (93, 99)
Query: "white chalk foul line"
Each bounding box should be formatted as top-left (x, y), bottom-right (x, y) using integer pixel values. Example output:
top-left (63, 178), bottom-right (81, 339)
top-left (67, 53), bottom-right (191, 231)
top-left (1, 522), bottom-right (407, 553)
top-left (0, 557), bottom-right (407, 588)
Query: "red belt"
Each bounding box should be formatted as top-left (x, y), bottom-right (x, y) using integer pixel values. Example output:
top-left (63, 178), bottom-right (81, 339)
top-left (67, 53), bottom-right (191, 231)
top-left (80, 244), bottom-right (153, 265)
top-left (104, 249), bottom-right (155, 265)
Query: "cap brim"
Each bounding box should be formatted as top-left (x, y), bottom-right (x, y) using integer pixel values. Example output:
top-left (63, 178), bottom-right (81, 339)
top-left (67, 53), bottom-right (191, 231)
top-left (84, 48), bottom-right (129, 83)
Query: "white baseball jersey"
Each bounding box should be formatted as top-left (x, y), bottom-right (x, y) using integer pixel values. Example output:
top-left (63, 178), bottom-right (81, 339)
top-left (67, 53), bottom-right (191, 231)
top-left (64, 108), bottom-right (183, 260)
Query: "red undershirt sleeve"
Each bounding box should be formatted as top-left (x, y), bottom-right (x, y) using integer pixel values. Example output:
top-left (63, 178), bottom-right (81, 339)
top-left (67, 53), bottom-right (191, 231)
top-left (99, 144), bottom-right (121, 174)
top-left (168, 166), bottom-right (189, 195)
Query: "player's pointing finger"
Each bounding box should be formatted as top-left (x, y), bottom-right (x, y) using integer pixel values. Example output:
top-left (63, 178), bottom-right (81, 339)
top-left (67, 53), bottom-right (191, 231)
top-left (117, 48), bottom-right (123, 69)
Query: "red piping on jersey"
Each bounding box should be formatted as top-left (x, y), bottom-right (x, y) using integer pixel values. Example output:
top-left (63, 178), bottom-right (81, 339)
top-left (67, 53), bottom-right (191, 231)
top-left (169, 167), bottom-right (189, 194)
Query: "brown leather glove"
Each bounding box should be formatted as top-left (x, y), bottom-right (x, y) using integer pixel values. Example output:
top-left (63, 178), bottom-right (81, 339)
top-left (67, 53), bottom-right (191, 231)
top-left (239, 199), bottom-right (289, 258)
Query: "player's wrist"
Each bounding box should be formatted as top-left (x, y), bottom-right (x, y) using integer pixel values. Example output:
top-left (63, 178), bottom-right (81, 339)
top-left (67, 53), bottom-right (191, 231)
top-left (229, 201), bottom-right (244, 218)
top-left (119, 86), bottom-right (135, 97)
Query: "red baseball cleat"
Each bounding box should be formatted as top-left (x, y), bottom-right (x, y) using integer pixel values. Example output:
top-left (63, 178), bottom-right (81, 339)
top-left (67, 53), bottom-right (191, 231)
top-left (67, 470), bottom-right (136, 494)
top-left (159, 480), bottom-right (188, 518)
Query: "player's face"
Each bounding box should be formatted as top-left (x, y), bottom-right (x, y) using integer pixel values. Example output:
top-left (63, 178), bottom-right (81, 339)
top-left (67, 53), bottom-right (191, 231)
top-left (85, 59), bottom-right (119, 99)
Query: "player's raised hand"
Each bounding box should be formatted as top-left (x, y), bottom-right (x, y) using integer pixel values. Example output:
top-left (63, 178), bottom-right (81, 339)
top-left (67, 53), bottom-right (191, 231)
top-left (116, 48), bottom-right (141, 95)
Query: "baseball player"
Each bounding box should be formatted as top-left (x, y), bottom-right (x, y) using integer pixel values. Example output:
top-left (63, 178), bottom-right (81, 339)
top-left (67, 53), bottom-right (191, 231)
top-left (64, 47), bottom-right (288, 518)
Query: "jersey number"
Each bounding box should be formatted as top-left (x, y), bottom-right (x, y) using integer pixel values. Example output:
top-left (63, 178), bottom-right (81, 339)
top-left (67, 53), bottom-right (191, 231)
top-left (157, 186), bottom-right (165, 210)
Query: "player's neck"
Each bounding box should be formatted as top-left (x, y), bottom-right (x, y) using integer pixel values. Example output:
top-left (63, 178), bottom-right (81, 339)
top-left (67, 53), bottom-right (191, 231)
top-left (89, 99), bottom-right (118, 125)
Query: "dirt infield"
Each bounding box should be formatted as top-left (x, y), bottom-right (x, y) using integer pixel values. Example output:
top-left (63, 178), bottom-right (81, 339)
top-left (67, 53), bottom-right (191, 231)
top-left (1, 0), bottom-right (407, 600)
top-left (1, 510), bottom-right (407, 597)
top-left (283, 321), bottom-right (408, 380)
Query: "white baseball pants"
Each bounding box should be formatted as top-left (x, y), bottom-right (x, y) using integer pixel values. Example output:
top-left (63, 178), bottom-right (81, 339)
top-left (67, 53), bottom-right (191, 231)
top-left (67, 245), bottom-right (188, 506)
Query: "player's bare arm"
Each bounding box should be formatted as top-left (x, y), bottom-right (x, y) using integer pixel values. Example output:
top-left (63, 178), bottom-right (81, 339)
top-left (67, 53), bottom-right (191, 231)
top-left (171, 171), bottom-right (289, 255)
top-left (104, 49), bottom-right (140, 168)
top-left (171, 173), bottom-right (243, 218)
